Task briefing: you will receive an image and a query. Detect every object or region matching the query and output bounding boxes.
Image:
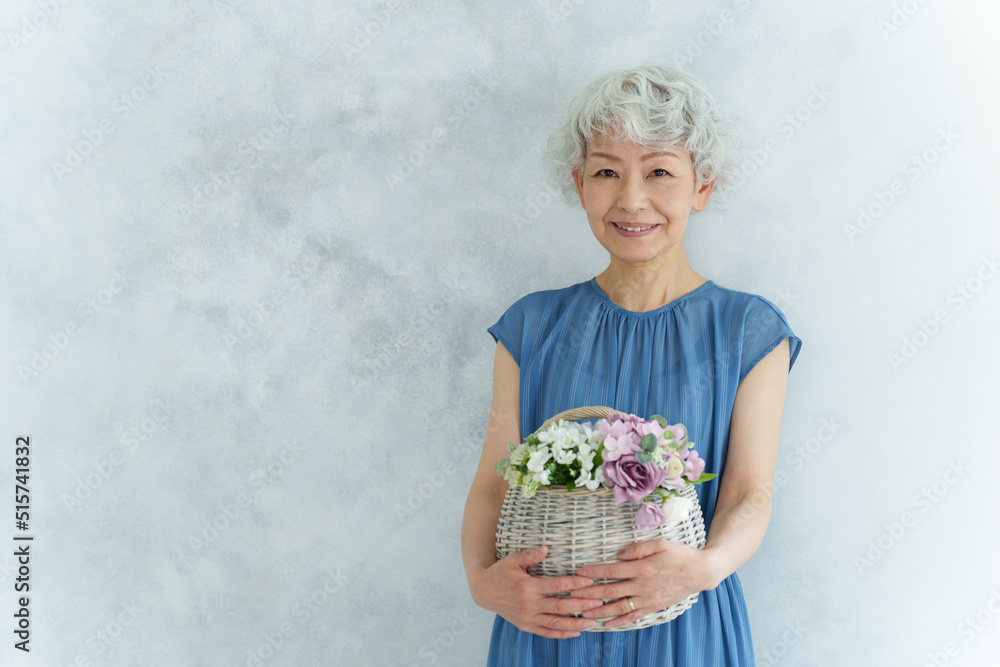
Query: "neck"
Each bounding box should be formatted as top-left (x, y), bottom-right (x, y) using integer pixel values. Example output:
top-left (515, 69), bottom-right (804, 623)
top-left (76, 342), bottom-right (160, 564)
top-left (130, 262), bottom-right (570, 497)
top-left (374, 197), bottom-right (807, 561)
top-left (595, 255), bottom-right (705, 312)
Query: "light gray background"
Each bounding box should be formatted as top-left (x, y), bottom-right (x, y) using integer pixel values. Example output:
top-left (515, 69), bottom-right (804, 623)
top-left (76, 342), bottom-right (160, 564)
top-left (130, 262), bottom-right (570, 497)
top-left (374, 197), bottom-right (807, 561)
top-left (1, 1), bottom-right (998, 666)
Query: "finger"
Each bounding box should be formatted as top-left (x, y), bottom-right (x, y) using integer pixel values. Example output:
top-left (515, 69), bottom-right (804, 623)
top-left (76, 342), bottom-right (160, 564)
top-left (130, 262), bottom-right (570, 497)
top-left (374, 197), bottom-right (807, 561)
top-left (538, 630), bottom-right (582, 640)
top-left (581, 596), bottom-right (635, 619)
top-left (600, 607), bottom-right (648, 630)
top-left (617, 539), bottom-right (667, 560)
top-left (536, 612), bottom-right (597, 633)
top-left (542, 595), bottom-right (607, 616)
top-left (531, 627), bottom-right (585, 640)
top-left (508, 545), bottom-right (548, 566)
top-left (575, 561), bottom-right (632, 580)
top-left (516, 619), bottom-right (586, 640)
top-left (573, 561), bottom-right (641, 585)
top-left (569, 579), bottom-right (636, 600)
top-left (533, 573), bottom-right (595, 595)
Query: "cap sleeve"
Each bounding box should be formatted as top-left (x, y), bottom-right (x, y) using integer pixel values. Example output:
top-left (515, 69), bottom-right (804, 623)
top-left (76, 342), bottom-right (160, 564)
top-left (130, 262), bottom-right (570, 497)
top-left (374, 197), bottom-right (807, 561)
top-left (487, 299), bottom-right (525, 367)
top-left (738, 296), bottom-right (802, 384)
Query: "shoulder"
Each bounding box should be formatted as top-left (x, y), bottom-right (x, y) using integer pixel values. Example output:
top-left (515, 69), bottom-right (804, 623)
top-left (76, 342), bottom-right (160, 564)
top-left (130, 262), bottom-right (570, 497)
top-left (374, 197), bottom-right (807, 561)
top-left (499, 278), bottom-right (593, 317)
top-left (703, 281), bottom-right (791, 325)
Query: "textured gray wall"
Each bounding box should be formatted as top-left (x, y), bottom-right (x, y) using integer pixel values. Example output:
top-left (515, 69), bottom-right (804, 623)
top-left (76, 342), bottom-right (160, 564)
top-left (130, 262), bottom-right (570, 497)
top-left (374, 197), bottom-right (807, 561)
top-left (1, 1), bottom-right (998, 665)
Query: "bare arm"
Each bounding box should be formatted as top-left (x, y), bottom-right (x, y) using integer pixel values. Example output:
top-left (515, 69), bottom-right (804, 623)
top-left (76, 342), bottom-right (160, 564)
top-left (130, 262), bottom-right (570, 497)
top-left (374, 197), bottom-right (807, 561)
top-left (702, 336), bottom-right (791, 584)
top-left (460, 341), bottom-right (518, 580)
top-left (460, 341), bottom-right (603, 638)
top-left (570, 338), bottom-right (793, 627)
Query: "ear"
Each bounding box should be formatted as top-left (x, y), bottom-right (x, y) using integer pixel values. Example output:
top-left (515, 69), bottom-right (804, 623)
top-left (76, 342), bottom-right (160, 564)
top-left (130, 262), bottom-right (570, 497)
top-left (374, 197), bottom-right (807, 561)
top-left (572, 168), bottom-right (585, 209)
top-left (691, 179), bottom-right (715, 213)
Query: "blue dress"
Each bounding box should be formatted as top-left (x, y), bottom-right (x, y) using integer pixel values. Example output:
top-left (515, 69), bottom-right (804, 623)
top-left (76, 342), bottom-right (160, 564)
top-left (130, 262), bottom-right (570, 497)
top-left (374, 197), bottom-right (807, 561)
top-left (485, 276), bottom-right (802, 666)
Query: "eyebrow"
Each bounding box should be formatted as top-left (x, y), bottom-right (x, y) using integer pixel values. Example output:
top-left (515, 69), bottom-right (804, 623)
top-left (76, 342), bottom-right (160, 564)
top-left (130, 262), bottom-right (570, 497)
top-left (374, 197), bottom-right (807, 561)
top-left (587, 150), bottom-right (679, 162)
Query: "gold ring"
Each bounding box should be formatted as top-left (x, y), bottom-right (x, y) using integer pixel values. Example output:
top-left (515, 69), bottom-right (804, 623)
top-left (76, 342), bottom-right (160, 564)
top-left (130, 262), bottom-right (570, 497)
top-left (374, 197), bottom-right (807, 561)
top-left (627, 597), bottom-right (635, 612)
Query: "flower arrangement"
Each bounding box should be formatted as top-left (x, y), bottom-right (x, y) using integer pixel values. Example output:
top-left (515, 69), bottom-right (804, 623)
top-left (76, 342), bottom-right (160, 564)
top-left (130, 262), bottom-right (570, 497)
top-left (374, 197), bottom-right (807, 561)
top-left (495, 412), bottom-right (716, 530)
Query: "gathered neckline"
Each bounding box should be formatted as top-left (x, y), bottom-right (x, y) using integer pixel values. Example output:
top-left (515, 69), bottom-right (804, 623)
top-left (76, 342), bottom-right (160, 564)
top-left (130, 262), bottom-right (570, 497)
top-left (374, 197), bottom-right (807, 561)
top-left (587, 277), bottom-right (715, 317)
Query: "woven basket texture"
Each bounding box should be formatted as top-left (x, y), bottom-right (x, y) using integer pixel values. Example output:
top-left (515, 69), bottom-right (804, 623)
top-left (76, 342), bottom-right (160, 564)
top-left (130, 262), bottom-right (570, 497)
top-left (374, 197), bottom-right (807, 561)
top-left (494, 406), bottom-right (708, 632)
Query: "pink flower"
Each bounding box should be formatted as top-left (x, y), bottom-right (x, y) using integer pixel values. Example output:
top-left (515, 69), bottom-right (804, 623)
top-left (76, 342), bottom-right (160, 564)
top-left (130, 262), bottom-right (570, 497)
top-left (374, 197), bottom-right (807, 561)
top-left (608, 412), bottom-right (643, 428)
top-left (637, 420), bottom-right (665, 439)
top-left (602, 431), bottom-right (639, 462)
top-left (598, 417), bottom-right (630, 439)
top-left (598, 416), bottom-right (640, 462)
top-left (663, 424), bottom-right (686, 443)
top-left (659, 475), bottom-right (687, 491)
top-left (635, 502), bottom-right (664, 530)
top-left (603, 453), bottom-right (668, 505)
top-left (685, 450), bottom-right (706, 481)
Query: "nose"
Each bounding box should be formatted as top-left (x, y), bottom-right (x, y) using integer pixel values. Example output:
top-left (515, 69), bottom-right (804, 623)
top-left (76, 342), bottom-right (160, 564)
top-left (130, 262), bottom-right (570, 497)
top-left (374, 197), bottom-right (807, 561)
top-left (615, 172), bottom-right (648, 214)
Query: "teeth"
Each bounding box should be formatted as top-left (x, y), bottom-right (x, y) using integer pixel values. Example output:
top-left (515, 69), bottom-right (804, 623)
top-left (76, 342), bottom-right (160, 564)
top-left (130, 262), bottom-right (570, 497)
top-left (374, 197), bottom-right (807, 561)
top-left (616, 223), bottom-right (653, 232)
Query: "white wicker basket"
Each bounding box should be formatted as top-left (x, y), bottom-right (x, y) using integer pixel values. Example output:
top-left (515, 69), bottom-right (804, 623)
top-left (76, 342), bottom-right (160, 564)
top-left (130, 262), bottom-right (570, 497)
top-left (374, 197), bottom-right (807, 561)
top-left (494, 406), bottom-right (708, 632)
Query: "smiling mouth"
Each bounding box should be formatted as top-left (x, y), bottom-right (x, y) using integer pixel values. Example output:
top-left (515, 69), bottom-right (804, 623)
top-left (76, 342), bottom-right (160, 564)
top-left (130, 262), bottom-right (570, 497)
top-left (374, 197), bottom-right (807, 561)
top-left (612, 222), bottom-right (658, 232)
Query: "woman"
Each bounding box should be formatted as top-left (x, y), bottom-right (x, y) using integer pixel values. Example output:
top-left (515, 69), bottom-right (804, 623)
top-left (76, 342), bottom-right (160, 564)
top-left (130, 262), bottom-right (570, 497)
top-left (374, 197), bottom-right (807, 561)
top-left (461, 64), bottom-right (802, 666)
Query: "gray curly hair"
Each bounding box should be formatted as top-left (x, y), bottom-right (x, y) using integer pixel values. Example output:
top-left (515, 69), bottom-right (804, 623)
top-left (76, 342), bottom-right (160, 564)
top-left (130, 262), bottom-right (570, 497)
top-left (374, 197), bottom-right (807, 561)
top-left (543, 64), bottom-right (740, 207)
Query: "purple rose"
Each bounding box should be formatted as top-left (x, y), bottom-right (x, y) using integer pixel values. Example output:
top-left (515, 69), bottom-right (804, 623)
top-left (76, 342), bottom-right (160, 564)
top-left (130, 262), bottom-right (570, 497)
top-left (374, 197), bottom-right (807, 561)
top-left (660, 475), bottom-right (686, 491)
top-left (603, 453), bottom-right (668, 505)
top-left (635, 502), bottom-right (665, 530)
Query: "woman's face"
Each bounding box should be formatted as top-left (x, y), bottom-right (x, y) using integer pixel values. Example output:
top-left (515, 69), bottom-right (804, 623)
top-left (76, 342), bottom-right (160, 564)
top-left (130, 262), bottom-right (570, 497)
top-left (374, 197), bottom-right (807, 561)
top-left (571, 133), bottom-right (714, 269)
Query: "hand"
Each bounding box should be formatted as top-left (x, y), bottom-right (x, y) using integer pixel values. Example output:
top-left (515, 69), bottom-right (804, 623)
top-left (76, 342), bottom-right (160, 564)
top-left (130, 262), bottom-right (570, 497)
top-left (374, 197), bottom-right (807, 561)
top-left (472, 546), bottom-right (608, 639)
top-left (569, 540), bottom-right (720, 629)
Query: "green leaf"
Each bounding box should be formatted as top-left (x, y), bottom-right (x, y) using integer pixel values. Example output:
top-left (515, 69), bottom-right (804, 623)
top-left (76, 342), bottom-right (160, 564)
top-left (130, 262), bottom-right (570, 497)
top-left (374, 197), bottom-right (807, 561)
top-left (635, 451), bottom-right (652, 464)
top-left (566, 480), bottom-right (575, 492)
top-left (506, 440), bottom-right (517, 455)
top-left (691, 472), bottom-right (717, 484)
top-left (650, 414), bottom-right (667, 427)
top-left (640, 433), bottom-right (657, 452)
top-left (495, 459), bottom-right (508, 476)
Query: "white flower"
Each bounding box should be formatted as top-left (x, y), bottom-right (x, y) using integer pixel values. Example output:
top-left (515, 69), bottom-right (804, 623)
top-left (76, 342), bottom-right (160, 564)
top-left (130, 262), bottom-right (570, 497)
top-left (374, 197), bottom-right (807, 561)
top-left (650, 446), bottom-right (666, 468)
top-left (661, 495), bottom-right (693, 526)
top-left (509, 444), bottom-right (530, 467)
top-left (664, 453), bottom-right (685, 479)
top-left (533, 469), bottom-right (551, 485)
top-left (504, 467), bottom-right (523, 486)
top-left (553, 446), bottom-right (577, 465)
top-left (526, 446), bottom-right (551, 473)
top-left (578, 449), bottom-right (596, 471)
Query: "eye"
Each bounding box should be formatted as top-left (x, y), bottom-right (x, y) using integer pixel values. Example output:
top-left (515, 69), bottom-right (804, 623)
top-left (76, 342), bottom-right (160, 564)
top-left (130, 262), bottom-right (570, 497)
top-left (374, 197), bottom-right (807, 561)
top-left (593, 169), bottom-right (616, 178)
top-left (651, 168), bottom-right (672, 177)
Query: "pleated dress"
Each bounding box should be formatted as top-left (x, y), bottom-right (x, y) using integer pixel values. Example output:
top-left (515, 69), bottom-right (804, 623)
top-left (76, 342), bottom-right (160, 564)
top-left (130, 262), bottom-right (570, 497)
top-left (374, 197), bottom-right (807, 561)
top-left (484, 276), bottom-right (802, 667)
